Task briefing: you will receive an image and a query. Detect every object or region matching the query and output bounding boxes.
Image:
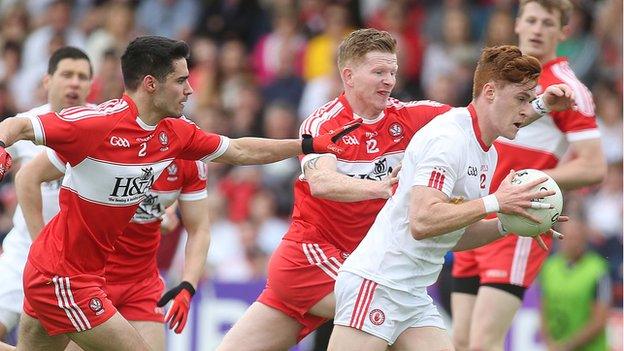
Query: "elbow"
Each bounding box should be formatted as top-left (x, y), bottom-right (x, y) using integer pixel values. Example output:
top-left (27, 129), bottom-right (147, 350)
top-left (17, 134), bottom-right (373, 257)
top-left (591, 160), bottom-right (608, 185)
top-left (307, 176), bottom-right (331, 198)
top-left (409, 219), bottom-right (433, 240)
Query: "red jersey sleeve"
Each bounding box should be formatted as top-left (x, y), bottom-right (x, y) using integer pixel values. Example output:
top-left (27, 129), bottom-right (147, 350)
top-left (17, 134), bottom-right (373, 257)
top-left (179, 160), bottom-right (208, 201)
top-left (30, 107), bottom-right (119, 165)
top-left (169, 117), bottom-right (230, 162)
top-left (401, 100), bottom-right (452, 130)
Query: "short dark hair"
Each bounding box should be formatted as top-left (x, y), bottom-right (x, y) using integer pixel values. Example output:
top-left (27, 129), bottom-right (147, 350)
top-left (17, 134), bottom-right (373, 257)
top-left (121, 36), bottom-right (190, 91)
top-left (48, 46), bottom-right (93, 78)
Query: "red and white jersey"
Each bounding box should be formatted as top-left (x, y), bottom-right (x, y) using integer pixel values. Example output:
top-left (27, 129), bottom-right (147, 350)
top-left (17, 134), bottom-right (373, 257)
top-left (491, 57), bottom-right (599, 192)
top-left (105, 159), bottom-right (208, 283)
top-left (26, 94), bottom-right (228, 277)
top-left (287, 93), bottom-right (451, 252)
top-left (341, 105), bottom-right (498, 293)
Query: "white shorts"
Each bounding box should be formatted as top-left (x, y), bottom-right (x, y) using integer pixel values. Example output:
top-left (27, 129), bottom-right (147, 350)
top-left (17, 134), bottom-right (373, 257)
top-left (334, 271), bottom-right (446, 345)
top-left (0, 252), bottom-right (26, 330)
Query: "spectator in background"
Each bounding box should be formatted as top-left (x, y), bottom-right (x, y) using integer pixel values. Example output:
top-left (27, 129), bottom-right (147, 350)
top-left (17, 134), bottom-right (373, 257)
top-left (0, 4), bottom-right (30, 45)
top-left (483, 10), bottom-right (516, 47)
top-left (0, 83), bottom-right (17, 121)
top-left (195, 0), bottom-right (268, 48)
top-left (85, 2), bottom-right (137, 73)
top-left (556, 2), bottom-right (599, 85)
top-left (303, 3), bottom-right (352, 81)
top-left (250, 190), bottom-right (289, 255)
top-left (188, 36), bottom-right (220, 108)
top-left (0, 41), bottom-right (22, 93)
top-left (421, 7), bottom-right (479, 105)
top-left (259, 102), bottom-right (299, 215)
top-left (539, 217), bottom-right (611, 351)
top-left (219, 39), bottom-right (254, 113)
top-left (86, 48), bottom-right (123, 104)
top-left (135, 0), bottom-right (199, 42)
top-left (21, 0), bottom-right (85, 72)
top-left (593, 82), bottom-right (623, 164)
top-left (227, 84), bottom-right (264, 138)
top-left (261, 48), bottom-right (305, 108)
top-left (252, 5), bottom-right (306, 87)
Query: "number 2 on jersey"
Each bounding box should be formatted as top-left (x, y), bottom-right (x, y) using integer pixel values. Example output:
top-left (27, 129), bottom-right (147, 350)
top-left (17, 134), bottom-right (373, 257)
top-left (366, 139), bottom-right (379, 154)
top-left (138, 142), bottom-right (147, 157)
top-left (480, 173), bottom-right (486, 189)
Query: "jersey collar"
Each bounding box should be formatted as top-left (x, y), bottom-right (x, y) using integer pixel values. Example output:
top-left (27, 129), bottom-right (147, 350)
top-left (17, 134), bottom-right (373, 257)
top-left (122, 94), bottom-right (157, 131)
top-left (338, 92), bottom-right (385, 124)
top-left (467, 103), bottom-right (490, 152)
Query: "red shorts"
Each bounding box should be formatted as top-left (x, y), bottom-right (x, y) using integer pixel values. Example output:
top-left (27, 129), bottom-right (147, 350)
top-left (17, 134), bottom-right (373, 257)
top-left (452, 234), bottom-right (552, 287)
top-left (257, 239), bottom-right (349, 341)
top-left (105, 274), bottom-right (165, 323)
top-left (22, 262), bottom-right (117, 336)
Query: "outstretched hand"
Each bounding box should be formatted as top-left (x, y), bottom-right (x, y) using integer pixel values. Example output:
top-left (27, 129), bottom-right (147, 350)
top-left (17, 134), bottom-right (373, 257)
top-left (542, 83), bottom-right (576, 112)
top-left (533, 215), bottom-right (568, 251)
top-left (302, 118), bottom-right (363, 155)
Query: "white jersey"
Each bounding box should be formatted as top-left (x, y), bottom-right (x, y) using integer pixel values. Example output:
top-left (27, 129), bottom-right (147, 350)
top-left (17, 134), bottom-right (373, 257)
top-left (340, 105), bottom-right (497, 294)
top-left (2, 104), bottom-right (60, 264)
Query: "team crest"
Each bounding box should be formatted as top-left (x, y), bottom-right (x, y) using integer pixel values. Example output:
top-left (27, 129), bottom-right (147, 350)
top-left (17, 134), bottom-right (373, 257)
top-left (167, 163), bottom-right (178, 181)
top-left (369, 309), bottom-right (385, 325)
top-left (89, 298), bottom-right (104, 315)
top-left (388, 122), bottom-right (403, 137)
top-left (159, 132), bottom-right (169, 151)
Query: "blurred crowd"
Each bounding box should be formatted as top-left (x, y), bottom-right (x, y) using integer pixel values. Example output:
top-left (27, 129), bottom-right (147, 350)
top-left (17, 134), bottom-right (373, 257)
top-left (0, 0), bottom-right (621, 306)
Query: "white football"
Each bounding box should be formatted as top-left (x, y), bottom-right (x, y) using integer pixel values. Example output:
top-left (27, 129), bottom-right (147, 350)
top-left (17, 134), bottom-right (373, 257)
top-left (498, 169), bottom-right (563, 237)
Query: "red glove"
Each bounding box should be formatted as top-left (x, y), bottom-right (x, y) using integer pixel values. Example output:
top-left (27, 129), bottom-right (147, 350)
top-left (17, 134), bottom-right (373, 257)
top-left (302, 118), bottom-right (362, 155)
top-left (157, 281), bottom-right (195, 334)
top-left (0, 143), bottom-right (12, 181)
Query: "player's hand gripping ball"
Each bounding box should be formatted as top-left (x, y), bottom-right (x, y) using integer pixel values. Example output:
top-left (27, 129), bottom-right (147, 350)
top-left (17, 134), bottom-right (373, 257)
top-left (498, 169), bottom-right (563, 237)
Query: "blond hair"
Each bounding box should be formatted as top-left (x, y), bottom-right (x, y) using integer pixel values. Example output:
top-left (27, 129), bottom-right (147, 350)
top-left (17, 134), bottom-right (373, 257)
top-left (337, 28), bottom-right (397, 69)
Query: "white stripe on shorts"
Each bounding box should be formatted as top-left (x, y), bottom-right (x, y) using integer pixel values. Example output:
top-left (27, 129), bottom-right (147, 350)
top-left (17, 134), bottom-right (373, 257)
top-left (301, 243), bottom-right (340, 279)
top-left (52, 276), bottom-right (91, 331)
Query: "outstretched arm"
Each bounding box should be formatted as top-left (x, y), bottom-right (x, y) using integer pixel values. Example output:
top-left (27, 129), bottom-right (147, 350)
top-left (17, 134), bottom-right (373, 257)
top-left (15, 152), bottom-right (64, 240)
top-left (0, 117), bottom-right (35, 146)
top-left (214, 119), bottom-right (362, 165)
top-left (544, 138), bottom-right (606, 190)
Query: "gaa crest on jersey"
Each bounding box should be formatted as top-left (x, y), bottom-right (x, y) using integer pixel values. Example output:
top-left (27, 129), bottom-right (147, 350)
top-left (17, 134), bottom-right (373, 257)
top-left (167, 163), bottom-right (178, 181)
top-left (369, 309), bottom-right (385, 326)
top-left (89, 298), bottom-right (104, 315)
top-left (388, 122), bottom-right (404, 137)
top-left (159, 132), bottom-right (169, 151)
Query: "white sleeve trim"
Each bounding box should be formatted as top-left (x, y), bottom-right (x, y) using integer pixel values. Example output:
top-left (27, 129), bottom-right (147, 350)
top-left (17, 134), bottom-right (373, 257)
top-left (28, 116), bottom-right (45, 145)
top-left (200, 136), bottom-right (230, 163)
top-left (179, 189), bottom-right (208, 201)
top-left (299, 153), bottom-right (337, 180)
top-left (45, 148), bottom-right (66, 173)
top-left (566, 129), bottom-right (601, 142)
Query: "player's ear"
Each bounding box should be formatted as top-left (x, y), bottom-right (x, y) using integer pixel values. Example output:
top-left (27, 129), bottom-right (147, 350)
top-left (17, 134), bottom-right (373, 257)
top-left (559, 24), bottom-right (570, 42)
top-left (142, 75), bottom-right (158, 93)
top-left (42, 75), bottom-right (51, 90)
top-left (341, 66), bottom-right (354, 88)
top-left (483, 82), bottom-right (496, 102)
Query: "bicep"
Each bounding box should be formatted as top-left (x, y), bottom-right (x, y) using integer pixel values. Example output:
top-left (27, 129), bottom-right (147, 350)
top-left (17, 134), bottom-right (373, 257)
top-left (568, 138), bottom-right (603, 161)
top-left (302, 154), bottom-right (337, 180)
top-left (409, 185), bottom-right (448, 218)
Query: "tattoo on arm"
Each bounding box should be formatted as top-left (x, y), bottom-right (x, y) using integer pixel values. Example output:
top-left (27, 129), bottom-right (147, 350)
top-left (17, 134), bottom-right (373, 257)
top-left (304, 157), bottom-right (320, 171)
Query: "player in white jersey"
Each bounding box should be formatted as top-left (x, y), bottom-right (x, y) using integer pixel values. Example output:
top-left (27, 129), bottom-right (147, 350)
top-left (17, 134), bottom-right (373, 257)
top-left (327, 46), bottom-right (572, 350)
top-left (0, 47), bottom-right (93, 342)
top-left (451, 1), bottom-right (606, 350)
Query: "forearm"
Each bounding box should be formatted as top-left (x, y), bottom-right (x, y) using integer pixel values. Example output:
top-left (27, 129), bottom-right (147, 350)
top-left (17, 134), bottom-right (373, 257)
top-left (562, 317), bottom-right (607, 350)
top-left (411, 197), bottom-right (487, 240)
top-left (0, 117), bottom-right (35, 146)
top-left (545, 158), bottom-right (606, 190)
top-left (218, 138), bottom-right (302, 165)
top-left (181, 228), bottom-right (210, 287)
top-left (14, 170), bottom-right (45, 240)
top-left (307, 171), bottom-right (390, 202)
top-left (452, 219), bottom-right (503, 251)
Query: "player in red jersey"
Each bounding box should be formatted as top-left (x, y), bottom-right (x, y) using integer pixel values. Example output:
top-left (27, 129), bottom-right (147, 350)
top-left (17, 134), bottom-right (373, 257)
top-left (217, 29), bottom-right (575, 351)
top-left (0, 36), bottom-right (358, 351)
top-left (451, 1), bottom-right (607, 350)
top-left (16, 152), bottom-right (210, 351)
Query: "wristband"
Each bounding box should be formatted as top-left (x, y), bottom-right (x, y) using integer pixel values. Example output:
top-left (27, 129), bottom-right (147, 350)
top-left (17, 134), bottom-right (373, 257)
top-left (179, 281), bottom-right (196, 296)
top-left (497, 219), bottom-right (509, 236)
top-left (482, 194), bottom-right (500, 214)
top-left (531, 95), bottom-right (550, 116)
top-left (301, 134), bottom-right (314, 154)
